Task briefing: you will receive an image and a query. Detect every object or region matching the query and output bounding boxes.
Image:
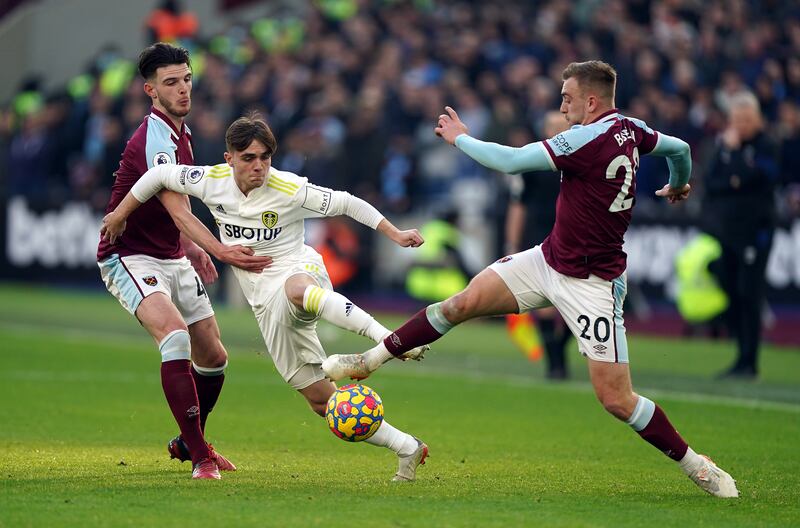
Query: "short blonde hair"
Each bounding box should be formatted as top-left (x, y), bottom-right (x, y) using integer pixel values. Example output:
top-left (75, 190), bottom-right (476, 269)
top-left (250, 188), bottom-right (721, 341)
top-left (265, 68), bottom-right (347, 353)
top-left (562, 61), bottom-right (617, 102)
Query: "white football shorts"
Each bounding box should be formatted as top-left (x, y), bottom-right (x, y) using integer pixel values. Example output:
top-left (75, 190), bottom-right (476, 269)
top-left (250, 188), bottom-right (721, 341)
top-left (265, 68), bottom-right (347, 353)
top-left (98, 254), bottom-right (214, 325)
top-left (232, 245), bottom-right (333, 389)
top-left (489, 245), bottom-right (629, 363)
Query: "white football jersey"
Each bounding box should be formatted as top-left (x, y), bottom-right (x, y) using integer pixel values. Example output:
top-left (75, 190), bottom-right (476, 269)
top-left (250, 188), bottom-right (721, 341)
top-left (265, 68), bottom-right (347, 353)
top-left (134, 163), bottom-right (383, 264)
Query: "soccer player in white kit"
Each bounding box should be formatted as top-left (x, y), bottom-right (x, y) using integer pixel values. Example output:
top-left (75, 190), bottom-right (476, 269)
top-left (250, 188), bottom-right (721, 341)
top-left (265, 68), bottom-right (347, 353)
top-left (101, 114), bottom-right (429, 481)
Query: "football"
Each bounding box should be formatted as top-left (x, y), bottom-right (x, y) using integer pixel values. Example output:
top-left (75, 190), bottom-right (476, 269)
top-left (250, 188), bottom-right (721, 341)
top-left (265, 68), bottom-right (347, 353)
top-left (325, 384), bottom-right (384, 442)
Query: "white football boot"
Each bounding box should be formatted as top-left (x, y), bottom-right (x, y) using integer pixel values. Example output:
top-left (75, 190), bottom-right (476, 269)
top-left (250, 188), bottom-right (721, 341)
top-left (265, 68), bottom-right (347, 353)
top-left (399, 344), bottom-right (429, 361)
top-left (322, 345), bottom-right (429, 381)
top-left (392, 438), bottom-right (429, 482)
top-left (687, 455), bottom-right (739, 498)
top-left (322, 353), bottom-right (371, 381)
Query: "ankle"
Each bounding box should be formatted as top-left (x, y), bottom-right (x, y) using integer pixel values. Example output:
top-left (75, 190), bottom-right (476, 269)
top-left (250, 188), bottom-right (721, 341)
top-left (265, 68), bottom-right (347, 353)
top-left (364, 343), bottom-right (393, 371)
top-left (678, 447), bottom-right (703, 475)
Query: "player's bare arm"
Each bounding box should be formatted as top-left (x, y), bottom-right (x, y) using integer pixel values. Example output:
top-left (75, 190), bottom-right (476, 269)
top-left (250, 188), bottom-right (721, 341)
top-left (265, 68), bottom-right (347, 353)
top-left (100, 166), bottom-right (272, 274)
top-left (159, 191), bottom-right (271, 275)
top-left (376, 218), bottom-right (424, 248)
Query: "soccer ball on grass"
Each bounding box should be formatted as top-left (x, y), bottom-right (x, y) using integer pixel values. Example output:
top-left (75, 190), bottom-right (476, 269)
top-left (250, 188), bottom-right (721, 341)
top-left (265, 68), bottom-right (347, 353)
top-left (325, 384), bottom-right (384, 442)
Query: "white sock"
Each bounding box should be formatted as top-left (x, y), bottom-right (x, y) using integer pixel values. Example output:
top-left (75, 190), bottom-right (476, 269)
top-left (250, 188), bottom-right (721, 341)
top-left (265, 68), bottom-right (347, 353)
top-left (679, 446), bottom-right (703, 475)
top-left (303, 285), bottom-right (388, 342)
top-left (363, 342), bottom-right (394, 372)
top-left (364, 420), bottom-right (418, 457)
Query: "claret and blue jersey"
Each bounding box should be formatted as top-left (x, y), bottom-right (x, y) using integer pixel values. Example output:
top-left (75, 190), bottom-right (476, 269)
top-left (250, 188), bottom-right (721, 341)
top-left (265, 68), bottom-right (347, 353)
top-left (540, 109), bottom-right (659, 280)
top-left (97, 107), bottom-right (193, 262)
top-left (455, 108), bottom-right (690, 281)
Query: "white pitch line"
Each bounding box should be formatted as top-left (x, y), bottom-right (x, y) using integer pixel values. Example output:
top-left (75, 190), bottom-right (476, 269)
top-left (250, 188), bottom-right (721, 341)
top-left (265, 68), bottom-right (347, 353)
top-left (3, 320), bottom-right (800, 413)
top-left (383, 363), bottom-right (800, 414)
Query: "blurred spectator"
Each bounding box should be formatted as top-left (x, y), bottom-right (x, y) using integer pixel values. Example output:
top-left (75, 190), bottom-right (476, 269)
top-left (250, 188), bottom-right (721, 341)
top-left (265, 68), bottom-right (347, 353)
top-left (777, 101), bottom-right (800, 216)
top-left (3, 0), bottom-right (799, 298)
top-left (702, 92), bottom-right (779, 380)
top-left (146, 0), bottom-right (198, 45)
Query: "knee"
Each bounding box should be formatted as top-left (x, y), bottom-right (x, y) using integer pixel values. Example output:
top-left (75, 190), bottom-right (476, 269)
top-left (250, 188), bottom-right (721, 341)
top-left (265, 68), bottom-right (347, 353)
top-left (193, 338), bottom-right (228, 368)
top-left (596, 391), bottom-right (636, 421)
top-left (442, 291), bottom-right (477, 324)
top-left (284, 281), bottom-right (308, 309)
top-left (208, 344), bottom-right (228, 367)
top-left (159, 329), bottom-right (191, 362)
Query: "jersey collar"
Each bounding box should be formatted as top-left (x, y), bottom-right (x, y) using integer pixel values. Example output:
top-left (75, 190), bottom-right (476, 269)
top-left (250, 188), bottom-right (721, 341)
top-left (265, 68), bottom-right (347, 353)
top-left (590, 108), bottom-right (620, 125)
top-left (149, 106), bottom-right (186, 139)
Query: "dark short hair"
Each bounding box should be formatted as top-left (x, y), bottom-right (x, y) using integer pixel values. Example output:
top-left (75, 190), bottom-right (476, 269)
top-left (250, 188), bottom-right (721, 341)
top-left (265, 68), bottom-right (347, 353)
top-left (562, 61), bottom-right (617, 102)
top-left (225, 113), bottom-right (278, 156)
top-left (138, 42), bottom-right (191, 80)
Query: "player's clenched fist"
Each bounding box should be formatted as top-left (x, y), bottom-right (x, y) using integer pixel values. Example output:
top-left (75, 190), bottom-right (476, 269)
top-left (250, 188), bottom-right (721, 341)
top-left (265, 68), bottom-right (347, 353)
top-left (434, 106), bottom-right (469, 145)
top-left (393, 229), bottom-right (424, 248)
top-left (100, 212), bottom-right (126, 244)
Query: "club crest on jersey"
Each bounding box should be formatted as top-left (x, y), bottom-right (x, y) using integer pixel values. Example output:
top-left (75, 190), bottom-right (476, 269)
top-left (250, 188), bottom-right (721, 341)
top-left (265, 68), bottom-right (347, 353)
top-left (153, 152), bottom-right (171, 166)
top-left (142, 275), bottom-right (158, 287)
top-left (187, 168), bottom-right (204, 184)
top-left (262, 211), bottom-right (278, 228)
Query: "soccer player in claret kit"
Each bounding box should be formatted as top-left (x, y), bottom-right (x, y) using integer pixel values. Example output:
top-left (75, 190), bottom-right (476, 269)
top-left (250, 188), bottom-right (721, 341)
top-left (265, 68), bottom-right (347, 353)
top-left (101, 114), bottom-right (430, 481)
top-left (97, 44), bottom-right (270, 479)
top-left (324, 61), bottom-right (739, 498)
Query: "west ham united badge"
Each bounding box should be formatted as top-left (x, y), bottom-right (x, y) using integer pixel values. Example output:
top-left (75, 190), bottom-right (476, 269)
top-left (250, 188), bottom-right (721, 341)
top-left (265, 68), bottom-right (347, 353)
top-left (262, 211), bottom-right (278, 228)
top-left (142, 275), bottom-right (158, 287)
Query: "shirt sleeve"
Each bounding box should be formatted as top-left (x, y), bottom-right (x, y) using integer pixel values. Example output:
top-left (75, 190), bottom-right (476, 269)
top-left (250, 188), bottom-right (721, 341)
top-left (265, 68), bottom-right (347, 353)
top-left (649, 133), bottom-right (692, 188)
top-left (298, 182), bottom-right (384, 229)
top-left (145, 119), bottom-right (177, 169)
top-left (131, 164), bottom-right (208, 203)
top-left (455, 134), bottom-right (556, 174)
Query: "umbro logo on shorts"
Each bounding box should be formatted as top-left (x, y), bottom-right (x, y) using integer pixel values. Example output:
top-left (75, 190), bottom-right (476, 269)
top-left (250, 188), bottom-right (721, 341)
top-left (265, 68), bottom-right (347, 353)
top-left (142, 275), bottom-right (158, 287)
top-left (593, 344), bottom-right (608, 353)
top-left (344, 302), bottom-right (353, 316)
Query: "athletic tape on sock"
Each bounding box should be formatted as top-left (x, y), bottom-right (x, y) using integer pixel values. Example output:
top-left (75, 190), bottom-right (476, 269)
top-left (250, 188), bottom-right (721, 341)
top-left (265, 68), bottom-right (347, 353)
top-left (192, 361), bottom-right (228, 376)
top-left (426, 302), bottom-right (454, 335)
top-left (303, 285), bottom-right (329, 315)
top-left (626, 395), bottom-right (656, 432)
top-left (159, 329), bottom-right (191, 362)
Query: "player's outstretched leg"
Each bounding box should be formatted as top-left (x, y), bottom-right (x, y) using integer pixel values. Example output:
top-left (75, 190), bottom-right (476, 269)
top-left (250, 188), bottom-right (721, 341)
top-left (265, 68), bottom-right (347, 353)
top-left (323, 302), bottom-right (454, 381)
top-left (302, 285), bottom-right (428, 367)
top-left (590, 361), bottom-right (738, 498)
top-left (323, 268), bottom-right (518, 381)
top-left (300, 378), bottom-right (428, 481)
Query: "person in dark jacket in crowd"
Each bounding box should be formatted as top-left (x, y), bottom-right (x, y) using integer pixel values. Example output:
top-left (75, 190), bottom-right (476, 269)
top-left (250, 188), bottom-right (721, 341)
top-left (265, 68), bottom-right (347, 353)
top-left (703, 91), bottom-right (779, 380)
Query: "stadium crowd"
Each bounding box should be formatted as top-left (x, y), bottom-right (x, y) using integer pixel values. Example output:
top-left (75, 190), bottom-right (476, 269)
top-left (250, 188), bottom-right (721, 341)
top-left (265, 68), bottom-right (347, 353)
top-left (2, 0), bottom-right (799, 223)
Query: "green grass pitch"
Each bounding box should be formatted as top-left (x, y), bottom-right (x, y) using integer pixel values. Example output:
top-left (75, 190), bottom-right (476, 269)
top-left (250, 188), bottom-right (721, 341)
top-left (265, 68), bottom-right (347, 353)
top-left (1, 283), bottom-right (799, 527)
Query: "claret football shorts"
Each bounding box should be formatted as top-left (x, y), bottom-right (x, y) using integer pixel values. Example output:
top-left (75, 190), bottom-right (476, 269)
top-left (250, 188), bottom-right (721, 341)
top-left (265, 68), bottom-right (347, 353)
top-left (98, 254), bottom-right (214, 326)
top-left (232, 245), bottom-right (333, 389)
top-left (489, 245), bottom-right (629, 363)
